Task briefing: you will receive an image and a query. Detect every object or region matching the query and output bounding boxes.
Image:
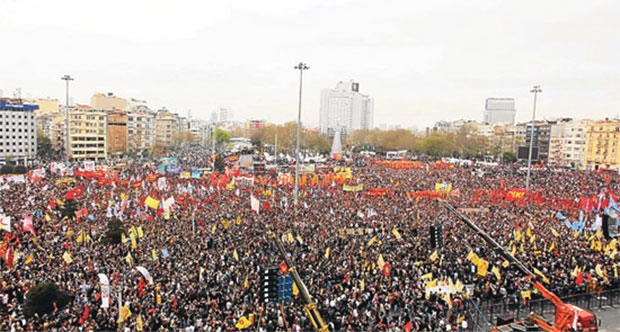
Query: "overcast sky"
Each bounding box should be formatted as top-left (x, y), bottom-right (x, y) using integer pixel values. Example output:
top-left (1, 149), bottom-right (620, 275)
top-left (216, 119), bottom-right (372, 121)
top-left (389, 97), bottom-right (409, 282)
top-left (1, 0), bottom-right (618, 130)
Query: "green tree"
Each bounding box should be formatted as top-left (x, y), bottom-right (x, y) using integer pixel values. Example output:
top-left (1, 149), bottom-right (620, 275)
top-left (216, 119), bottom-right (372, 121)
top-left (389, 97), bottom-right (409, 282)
top-left (0, 164), bottom-right (14, 174)
top-left (215, 128), bottom-right (231, 144)
top-left (503, 151), bottom-right (517, 163)
top-left (420, 134), bottom-right (451, 157)
top-left (23, 282), bottom-right (72, 318)
top-left (171, 130), bottom-right (198, 147)
top-left (214, 154), bottom-right (225, 172)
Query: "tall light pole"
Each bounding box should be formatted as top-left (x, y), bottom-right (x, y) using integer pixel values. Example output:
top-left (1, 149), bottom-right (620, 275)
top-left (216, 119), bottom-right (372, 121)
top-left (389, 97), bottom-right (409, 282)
top-left (61, 75), bottom-right (74, 164)
top-left (293, 62), bottom-right (309, 206)
top-left (525, 85), bottom-right (542, 190)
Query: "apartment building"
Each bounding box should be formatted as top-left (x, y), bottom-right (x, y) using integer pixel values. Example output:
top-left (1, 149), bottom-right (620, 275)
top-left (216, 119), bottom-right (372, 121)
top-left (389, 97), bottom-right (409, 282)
top-left (584, 119), bottom-right (620, 171)
top-left (0, 99), bottom-right (38, 162)
top-left (68, 105), bottom-right (107, 160)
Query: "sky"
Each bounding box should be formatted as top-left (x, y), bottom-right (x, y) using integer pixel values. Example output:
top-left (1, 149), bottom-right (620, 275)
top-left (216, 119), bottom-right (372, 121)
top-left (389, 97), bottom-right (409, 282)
top-left (1, 0), bottom-right (618, 130)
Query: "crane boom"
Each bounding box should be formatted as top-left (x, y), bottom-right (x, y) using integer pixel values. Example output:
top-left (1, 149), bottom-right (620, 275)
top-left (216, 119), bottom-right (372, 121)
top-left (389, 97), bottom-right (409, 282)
top-left (272, 234), bottom-right (329, 332)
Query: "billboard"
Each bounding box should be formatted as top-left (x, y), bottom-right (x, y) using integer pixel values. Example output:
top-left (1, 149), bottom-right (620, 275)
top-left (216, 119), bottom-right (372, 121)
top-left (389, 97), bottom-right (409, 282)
top-left (517, 146), bottom-right (538, 161)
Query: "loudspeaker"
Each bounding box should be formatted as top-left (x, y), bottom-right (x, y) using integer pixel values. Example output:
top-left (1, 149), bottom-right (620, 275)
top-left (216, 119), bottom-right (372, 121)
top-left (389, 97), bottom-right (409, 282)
top-left (496, 313), bottom-right (514, 326)
top-left (602, 213), bottom-right (619, 240)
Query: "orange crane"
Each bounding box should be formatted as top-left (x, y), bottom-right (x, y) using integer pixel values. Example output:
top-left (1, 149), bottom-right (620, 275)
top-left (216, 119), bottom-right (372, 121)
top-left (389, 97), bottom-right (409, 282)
top-left (440, 200), bottom-right (599, 332)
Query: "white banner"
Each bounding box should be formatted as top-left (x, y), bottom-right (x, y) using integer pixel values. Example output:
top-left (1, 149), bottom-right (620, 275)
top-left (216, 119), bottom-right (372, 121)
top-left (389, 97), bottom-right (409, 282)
top-left (98, 273), bottom-right (110, 309)
top-left (136, 266), bottom-right (154, 285)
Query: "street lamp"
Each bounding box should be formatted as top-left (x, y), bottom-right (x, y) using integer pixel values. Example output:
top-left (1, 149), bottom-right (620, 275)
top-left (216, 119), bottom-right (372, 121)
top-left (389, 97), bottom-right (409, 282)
top-left (293, 62), bottom-right (309, 206)
top-left (61, 75), bottom-right (74, 164)
top-left (525, 85), bottom-right (542, 190)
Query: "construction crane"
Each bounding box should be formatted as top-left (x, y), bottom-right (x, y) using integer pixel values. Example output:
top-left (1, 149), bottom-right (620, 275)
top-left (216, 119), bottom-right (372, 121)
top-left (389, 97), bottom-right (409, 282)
top-left (271, 233), bottom-right (329, 332)
top-left (439, 200), bottom-right (599, 332)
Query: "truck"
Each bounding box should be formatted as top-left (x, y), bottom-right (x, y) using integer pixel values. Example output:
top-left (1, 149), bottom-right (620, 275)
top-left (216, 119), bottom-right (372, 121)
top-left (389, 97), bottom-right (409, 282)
top-left (439, 200), bottom-right (599, 332)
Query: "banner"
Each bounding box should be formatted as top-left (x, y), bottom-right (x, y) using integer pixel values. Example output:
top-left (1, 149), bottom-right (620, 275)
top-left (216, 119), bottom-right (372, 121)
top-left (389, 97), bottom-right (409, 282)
top-left (343, 184), bottom-right (364, 192)
top-left (145, 196), bottom-right (160, 210)
top-left (98, 273), bottom-right (110, 308)
top-left (505, 189), bottom-right (526, 201)
top-left (56, 177), bottom-right (76, 185)
top-left (412, 191), bottom-right (442, 199)
top-left (434, 183), bottom-right (452, 193)
top-left (136, 266), bottom-right (154, 285)
top-left (83, 161), bottom-right (95, 171)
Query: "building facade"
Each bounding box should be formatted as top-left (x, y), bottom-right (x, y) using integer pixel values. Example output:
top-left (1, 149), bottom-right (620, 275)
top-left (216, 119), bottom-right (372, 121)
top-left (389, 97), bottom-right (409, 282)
top-left (320, 81), bottom-right (374, 137)
top-left (91, 93), bottom-right (127, 111)
top-left (127, 110), bottom-right (156, 153)
top-left (0, 99), bottom-right (38, 162)
top-left (584, 119), bottom-right (620, 171)
top-left (521, 121), bottom-right (551, 163)
top-left (484, 98), bottom-right (516, 125)
top-left (68, 106), bottom-right (108, 160)
top-left (107, 110), bottom-right (128, 155)
top-left (563, 120), bottom-right (590, 168)
top-left (155, 112), bottom-right (179, 147)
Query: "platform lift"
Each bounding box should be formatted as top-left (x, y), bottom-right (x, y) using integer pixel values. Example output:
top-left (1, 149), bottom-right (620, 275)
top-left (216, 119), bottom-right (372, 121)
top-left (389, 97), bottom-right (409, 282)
top-left (440, 200), bottom-right (599, 332)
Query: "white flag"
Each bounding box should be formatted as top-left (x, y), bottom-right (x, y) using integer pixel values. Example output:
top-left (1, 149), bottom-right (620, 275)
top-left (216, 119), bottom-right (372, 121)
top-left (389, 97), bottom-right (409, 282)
top-left (251, 195), bottom-right (260, 214)
top-left (0, 215), bottom-right (10, 233)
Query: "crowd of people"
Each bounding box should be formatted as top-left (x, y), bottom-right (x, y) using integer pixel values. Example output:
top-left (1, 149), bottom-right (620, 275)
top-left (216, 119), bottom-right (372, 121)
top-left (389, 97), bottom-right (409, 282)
top-left (0, 148), bottom-right (618, 332)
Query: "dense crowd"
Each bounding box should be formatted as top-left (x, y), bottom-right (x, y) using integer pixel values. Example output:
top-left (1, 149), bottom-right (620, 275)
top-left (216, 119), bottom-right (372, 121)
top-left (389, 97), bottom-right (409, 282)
top-left (0, 149), bottom-right (618, 332)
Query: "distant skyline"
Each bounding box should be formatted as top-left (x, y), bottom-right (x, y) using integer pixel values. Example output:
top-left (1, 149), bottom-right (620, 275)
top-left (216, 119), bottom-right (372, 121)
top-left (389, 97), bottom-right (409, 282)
top-left (1, 0), bottom-right (618, 130)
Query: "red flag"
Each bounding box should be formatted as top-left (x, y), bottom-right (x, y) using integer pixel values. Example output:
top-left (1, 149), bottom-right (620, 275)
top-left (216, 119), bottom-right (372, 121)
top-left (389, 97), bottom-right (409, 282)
top-left (383, 262), bottom-right (391, 277)
top-left (82, 305), bottom-right (89, 323)
top-left (139, 278), bottom-right (146, 297)
top-left (575, 272), bottom-right (584, 285)
top-left (65, 185), bottom-right (84, 200)
top-left (279, 261), bottom-right (289, 274)
top-left (404, 321), bottom-right (413, 332)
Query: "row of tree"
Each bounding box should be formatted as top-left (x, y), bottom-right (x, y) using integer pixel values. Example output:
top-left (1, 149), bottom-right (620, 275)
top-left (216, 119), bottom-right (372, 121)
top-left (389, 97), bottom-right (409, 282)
top-left (247, 122), bottom-right (518, 161)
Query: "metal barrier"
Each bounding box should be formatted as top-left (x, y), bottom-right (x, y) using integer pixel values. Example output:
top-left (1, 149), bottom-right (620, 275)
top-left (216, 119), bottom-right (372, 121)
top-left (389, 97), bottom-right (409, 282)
top-left (466, 289), bottom-right (620, 331)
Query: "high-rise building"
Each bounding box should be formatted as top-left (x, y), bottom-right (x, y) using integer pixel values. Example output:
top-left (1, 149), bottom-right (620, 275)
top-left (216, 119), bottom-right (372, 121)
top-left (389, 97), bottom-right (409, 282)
top-left (563, 120), bottom-right (591, 168)
top-left (219, 108), bottom-right (230, 123)
top-left (91, 92), bottom-right (127, 111)
top-left (320, 81), bottom-right (374, 137)
top-left (68, 105), bottom-right (108, 160)
top-left (0, 99), bottom-right (38, 162)
top-left (484, 98), bottom-right (516, 125)
top-left (584, 119), bottom-right (620, 171)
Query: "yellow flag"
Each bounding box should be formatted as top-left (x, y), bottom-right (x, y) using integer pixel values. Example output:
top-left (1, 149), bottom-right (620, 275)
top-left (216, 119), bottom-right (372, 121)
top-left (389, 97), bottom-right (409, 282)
top-left (391, 228), bottom-right (402, 240)
top-left (62, 251), bottom-right (73, 264)
top-left (502, 260), bottom-right (510, 268)
top-left (595, 264), bottom-right (605, 278)
top-left (367, 236), bottom-right (378, 247)
top-left (526, 227), bottom-right (532, 238)
top-left (421, 272), bottom-right (433, 280)
top-left (121, 233), bottom-right (127, 244)
top-left (235, 316), bottom-right (252, 329)
top-left (522, 290), bottom-right (531, 301)
top-left (236, 215), bottom-right (242, 225)
top-left (296, 235), bottom-right (304, 245)
top-left (152, 249), bottom-right (158, 260)
top-left (292, 280), bottom-right (299, 296)
top-left (130, 233), bottom-right (137, 249)
top-left (377, 254), bottom-right (385, 269)
top-left (136, 314), bottom-right (143, 331)
top-left (211, 224), bottom-right (217, 234)
top-left (137, 226), bottom-right (144, 238)
top-left (476, 259), bottom-right (489, 277)
top-left (534, 267), bottom-right (550, 284)
top-left (551, 228), bottom-right (559, 237)
top-left (144, 196), bottom-right (160, 210)
top-left (529, 234), bottom-right (536, 244)
top-left (25, 253), bottom-right (34, 265)
top-left (45, 214), bottom-right (51, 222)
top-left (126, 252), bottom-right (133, 267)
top-left (221, 219), bottom-right (230, 230)
top-left (325, 248), bottom-right (330, 259)
top-left (455, 280), bottom-right (463, 291)
top-left (244, 274), bottom-right (249, 289)
top-left (76, 230), bottom-right (84, 243)
top-left (287, 233), bottom-right (294, 243)
top-left (548, 242), bottom-right (555, 252)
top-left (360, 279), bottom-right (365, 291)
top-left (429, 250), bottom-right (439, 261)
top-left (233, 249), bottom-right (239, 261)
top-left (121, 304), bottom-right (132, 321)
top-left (492, 266), bottom-right (501, 280)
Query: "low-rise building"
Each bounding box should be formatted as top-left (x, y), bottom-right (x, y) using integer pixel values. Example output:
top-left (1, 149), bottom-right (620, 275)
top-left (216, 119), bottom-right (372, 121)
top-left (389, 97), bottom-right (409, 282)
top-left (68, 105), bottom-right (107, 160)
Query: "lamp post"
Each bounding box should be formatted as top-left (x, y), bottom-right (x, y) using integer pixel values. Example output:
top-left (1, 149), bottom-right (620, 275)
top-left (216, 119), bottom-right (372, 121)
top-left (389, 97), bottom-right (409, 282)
top-left (525, 85), bottom-right (542, 190)
top-left (61, 75), bottom-right (74, 164)
top-left (293, 62), bottom-right (309, 206)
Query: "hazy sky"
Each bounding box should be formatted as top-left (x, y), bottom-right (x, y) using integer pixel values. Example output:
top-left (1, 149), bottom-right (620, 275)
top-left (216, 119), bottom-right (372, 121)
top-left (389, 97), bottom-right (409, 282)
top-left (1, 0), bottom-right (618, 130)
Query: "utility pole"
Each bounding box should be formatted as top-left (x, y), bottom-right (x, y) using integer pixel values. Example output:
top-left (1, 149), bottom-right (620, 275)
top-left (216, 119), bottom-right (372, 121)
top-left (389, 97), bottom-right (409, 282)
top-left (61, 75), bottom-right (74, 164)
top-left (293, 62), bottom-right (309, 206)
top-left (526, 85), bottom-right (542, 190)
